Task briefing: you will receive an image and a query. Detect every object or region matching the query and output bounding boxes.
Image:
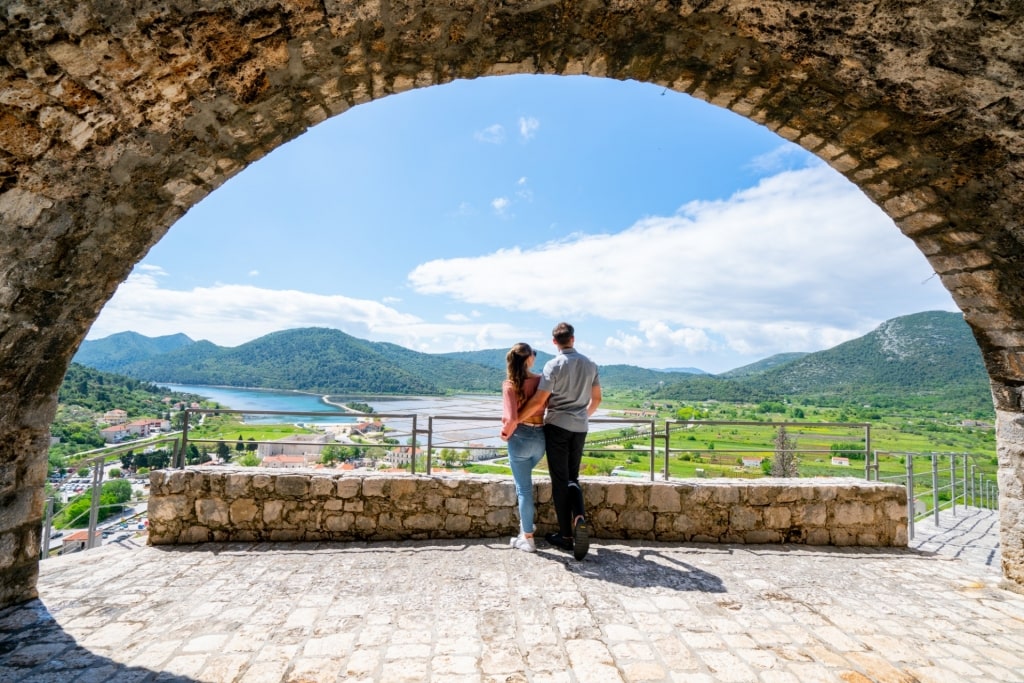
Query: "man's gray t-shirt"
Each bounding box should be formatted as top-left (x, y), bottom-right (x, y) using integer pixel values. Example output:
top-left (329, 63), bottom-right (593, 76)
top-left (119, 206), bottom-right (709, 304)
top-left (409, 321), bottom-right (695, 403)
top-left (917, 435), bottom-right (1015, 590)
top-left (539, 347), bottom-right (600, 433)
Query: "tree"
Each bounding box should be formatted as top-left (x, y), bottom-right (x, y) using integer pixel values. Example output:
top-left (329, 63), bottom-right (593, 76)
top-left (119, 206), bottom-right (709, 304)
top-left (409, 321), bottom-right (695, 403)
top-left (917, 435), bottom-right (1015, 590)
top-left (246, 437), bottom-right (257, 452)
top-left (149, 450), bottom-right (171, 469)
top-left (238, 452), bottom-right (260, 466)
top-left (235, 437), bottom-right (245, 452)
top-left (119, 452), bottom-right (135, 471)
top-left (320, 444), bottom-right (345, 465)
top-left (216, 441), bottom-right (231, 461)
top-left (771, 425), bottom-right (799, 477)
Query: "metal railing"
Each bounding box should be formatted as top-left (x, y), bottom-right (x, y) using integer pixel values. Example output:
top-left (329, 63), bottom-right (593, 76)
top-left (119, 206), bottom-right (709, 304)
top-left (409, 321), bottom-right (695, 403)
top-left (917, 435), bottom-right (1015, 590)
top-left (179, 408), bottom-right (659, 476)
top-left (41, 435), bottom-right (179, 558)
top-left (874, 450), bottom-right (999, 539)
top-left (46, 409), bottom-right (999, 556)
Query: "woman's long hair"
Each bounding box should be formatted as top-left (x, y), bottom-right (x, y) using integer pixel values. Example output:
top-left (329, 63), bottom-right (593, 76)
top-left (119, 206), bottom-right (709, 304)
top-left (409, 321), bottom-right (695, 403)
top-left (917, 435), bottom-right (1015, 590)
top-left (505, 343), bottom-right (534, 406)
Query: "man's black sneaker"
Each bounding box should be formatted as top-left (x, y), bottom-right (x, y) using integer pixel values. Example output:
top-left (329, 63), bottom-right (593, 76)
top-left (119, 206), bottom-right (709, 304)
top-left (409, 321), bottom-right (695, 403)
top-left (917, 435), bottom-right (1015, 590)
top-left (572, 518), bottom-right (590, 561)
top-left (545, 532), bottom-right (573, 552)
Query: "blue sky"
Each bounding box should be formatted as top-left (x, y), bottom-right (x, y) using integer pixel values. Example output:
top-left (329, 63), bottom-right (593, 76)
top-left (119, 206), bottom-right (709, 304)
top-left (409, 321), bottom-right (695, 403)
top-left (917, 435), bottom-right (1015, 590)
top-left (89, 75), bottom-right (958, 374)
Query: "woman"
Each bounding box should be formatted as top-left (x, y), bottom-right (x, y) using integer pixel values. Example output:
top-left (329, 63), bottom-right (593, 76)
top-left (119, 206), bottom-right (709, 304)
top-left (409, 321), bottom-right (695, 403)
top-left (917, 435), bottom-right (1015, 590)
top-left (500, 342), bottom-right (547, 552)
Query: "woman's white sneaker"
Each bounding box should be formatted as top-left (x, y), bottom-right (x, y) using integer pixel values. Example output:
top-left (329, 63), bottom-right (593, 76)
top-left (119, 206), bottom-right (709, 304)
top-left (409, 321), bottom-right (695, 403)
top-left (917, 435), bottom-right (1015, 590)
top-left (510, 534), bottom-right (536, 552)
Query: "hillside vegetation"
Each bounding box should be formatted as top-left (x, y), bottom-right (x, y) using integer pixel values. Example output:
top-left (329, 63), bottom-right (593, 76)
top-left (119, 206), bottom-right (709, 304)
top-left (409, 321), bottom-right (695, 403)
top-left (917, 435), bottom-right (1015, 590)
top-left (653, 311), bottom-right (991, 415)
top-left (73, 311), bottom-right (993, 413)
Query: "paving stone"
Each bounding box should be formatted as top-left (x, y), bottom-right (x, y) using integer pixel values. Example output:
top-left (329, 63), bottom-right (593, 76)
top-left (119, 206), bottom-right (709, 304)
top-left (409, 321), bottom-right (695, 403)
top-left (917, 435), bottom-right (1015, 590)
top-left (0, 510), bottom-right (1019, 682)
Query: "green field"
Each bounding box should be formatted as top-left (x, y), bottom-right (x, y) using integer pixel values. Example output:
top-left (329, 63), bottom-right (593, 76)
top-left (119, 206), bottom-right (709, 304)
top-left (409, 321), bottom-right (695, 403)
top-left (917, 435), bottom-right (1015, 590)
top-left (174, 395), bottom-right (1000, 513)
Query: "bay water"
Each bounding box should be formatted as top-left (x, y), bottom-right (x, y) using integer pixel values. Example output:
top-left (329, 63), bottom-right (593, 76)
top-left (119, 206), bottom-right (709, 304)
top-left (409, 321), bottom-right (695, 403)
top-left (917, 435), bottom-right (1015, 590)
top-left (160, 384), bottom-right (505, 445)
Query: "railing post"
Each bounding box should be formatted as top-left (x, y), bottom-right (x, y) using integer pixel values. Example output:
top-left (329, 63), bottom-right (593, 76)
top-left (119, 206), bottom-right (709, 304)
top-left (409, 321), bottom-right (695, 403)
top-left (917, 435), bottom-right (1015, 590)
top-left (962, 454), bottom-right (968, 508)
top-left (865, 424), bottom-right (873, 479)
top-left (180, 408), bottom-right (191, 469)
top-left (86, 458), bottom-right (103, 549)
top-left (658, 420), bottom-right (666, 481)
top-left (41, 497), bottom-right (54, 559)
top-left (410, 414), bottom-right (417, 475)
top-left (906, 452), bottom-right (915, 540)
top-left (948, 453), bottom-right (955, 514)
top-left (969, 464), bottom-right (976, 507)
top-left (864, 426), bottom-right (871, 480)
top-left (931, 452), bottom-right (940, 526)
top-left (426, 416), bottom-right (432, 475)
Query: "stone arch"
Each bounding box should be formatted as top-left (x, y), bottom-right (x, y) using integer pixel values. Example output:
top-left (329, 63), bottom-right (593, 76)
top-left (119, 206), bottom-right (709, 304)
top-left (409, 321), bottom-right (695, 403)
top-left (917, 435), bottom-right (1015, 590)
top-left (2, 1), bottom-right (1023, 606)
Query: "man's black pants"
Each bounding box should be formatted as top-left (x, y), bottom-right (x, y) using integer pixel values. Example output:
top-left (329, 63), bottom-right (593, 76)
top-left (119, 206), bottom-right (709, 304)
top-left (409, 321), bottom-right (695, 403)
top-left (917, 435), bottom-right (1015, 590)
top-left (544, 423), bottom-right (587, 538)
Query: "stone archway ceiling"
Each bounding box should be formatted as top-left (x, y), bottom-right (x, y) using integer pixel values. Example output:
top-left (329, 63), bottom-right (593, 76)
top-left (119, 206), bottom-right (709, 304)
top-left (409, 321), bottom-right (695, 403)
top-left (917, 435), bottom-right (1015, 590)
top-left (2, 2), bottom-right (1022, 394)
top-left (1, 1), bottom-right (1024, 602)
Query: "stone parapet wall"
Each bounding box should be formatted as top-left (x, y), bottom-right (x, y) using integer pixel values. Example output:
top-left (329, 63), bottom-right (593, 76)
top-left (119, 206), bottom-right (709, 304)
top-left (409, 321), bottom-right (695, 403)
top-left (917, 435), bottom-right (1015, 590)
top-left (148, 468), bottom-right (908, 547)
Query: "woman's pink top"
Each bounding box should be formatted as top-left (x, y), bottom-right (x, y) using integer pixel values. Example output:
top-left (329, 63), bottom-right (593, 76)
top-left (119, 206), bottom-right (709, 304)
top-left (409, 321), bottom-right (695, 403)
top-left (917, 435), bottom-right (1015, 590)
top-left (501, 374), bottom-right (542, 439)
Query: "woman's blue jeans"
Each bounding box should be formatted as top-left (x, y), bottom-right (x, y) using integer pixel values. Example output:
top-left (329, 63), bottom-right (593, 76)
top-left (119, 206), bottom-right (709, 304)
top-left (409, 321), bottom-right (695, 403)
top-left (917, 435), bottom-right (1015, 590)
top-left (508, 424), bottom-right (546, 534)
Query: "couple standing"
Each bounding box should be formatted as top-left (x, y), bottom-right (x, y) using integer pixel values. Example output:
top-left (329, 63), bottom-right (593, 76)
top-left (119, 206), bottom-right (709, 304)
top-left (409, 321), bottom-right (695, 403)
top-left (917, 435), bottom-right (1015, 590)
top-left (499, 322), bottom-right (602, 560)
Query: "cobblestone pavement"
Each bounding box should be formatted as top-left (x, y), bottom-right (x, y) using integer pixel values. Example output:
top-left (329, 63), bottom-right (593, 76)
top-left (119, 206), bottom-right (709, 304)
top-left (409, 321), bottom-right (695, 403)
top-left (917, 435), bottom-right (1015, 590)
top-left (908, 507), bottom-right (1002, 571)
top-left (2, 510), bottom-right (1022, 683)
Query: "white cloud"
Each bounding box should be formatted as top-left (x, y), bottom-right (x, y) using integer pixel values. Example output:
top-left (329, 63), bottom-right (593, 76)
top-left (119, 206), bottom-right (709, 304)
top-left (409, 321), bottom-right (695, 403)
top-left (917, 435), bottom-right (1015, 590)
top-left (248, 270), bottom-right (260, 277)
top-left (88, 269), bottom-right (538, 355)
top-left (518, 116), bottom-right (539, 141)
top-left (408, 164), bottom-right (957, 365)
top-left (474, 124), bottom-right (505, 144)
top-left (747, 144), bottom-right (807, 173)
top-left (137, 264), bottom-right (167, 276)
top-left (516, 177), bottom-right (533, 202)
top-left (491, 197), bottom-right (511, 216)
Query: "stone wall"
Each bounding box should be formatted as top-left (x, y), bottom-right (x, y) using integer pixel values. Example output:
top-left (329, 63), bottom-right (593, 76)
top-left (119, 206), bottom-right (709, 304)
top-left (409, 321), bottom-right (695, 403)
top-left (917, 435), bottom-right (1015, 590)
top-left (148, 468), bottom-right (908, 547)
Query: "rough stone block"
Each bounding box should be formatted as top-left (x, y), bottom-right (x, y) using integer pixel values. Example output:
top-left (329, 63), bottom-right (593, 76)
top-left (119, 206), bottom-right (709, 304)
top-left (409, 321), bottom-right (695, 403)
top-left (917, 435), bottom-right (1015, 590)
top-left (275, 475), bottom-right (309, 498)
top-left (649, 485), bottom-right (681, 512)
top-left (230, 499), bottom-right (258, 524)
top-left (195, 498), bottom-right (229, 526)
top-left (337, 479), bottom-right (360, 499)
top-left (730, 507), bottom-right (760, 531)
top-left (362, 478), bottom-right (387, 497)
top-left (310, 477), bottom-right (335, 497)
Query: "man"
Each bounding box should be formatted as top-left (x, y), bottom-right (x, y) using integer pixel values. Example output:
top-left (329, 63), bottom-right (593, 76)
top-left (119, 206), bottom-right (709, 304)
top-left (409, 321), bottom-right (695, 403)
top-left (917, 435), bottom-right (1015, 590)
top-left (519, 322), bottom-right (601, 560)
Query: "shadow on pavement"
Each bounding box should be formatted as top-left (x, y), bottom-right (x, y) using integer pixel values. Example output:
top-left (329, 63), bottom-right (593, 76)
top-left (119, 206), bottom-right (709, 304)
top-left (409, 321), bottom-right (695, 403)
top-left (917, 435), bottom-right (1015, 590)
top-left (540, 543), bottom-right (727, 592)
top-left (0, 599), bottom-right (196, 683)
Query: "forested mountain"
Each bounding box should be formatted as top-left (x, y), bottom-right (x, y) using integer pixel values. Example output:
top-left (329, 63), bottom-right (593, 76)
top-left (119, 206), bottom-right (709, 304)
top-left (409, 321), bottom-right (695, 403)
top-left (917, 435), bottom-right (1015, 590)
top-left (73, 331), bottom-right (194, 373)
top-left (98, 328), bottom-right (499, 394)
top-left (74, 311), bottom-right (991, 412)
top-left (717, 352), bottom-right (810, 378)
top-left (654, 311), bottom-right (991, 413)
top-left (52, 364), bottom-right (203, 458)
top-left (438, 350), bottom-right (703, 389)
top-left (58, 362), bottom-right (196, 415)
top-left (440, 349), bottom-right (556, 370)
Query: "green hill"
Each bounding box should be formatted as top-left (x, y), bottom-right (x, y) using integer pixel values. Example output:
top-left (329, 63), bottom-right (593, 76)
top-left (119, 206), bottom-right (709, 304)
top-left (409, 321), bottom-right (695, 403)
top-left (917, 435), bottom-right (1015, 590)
top-left (73, 331), bottom-right (195, 373)
top-left (440, 349), bottom-right (556, 371)
top-left (717, 352), bottom-right (809, 378)
top-left (439, 350), bottom-right (703, 390)
top-left (74, 311), bottom-right (992, 412)
top-left (106, 328), bottom-right (498, 394)
top-left (655, 311), bottom-right (990, 413)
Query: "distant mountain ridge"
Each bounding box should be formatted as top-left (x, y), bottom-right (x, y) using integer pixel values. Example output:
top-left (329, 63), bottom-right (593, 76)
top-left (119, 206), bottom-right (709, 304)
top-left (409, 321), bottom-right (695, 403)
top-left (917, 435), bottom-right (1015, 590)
top-left (654, 311), bottom-right (990, 413)
top-left (73, 331), bottom-right (194, 374)
top-left (717, 352), bottom-right (810, 378)
top-left (74, 311), bottom-right (991, 411)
